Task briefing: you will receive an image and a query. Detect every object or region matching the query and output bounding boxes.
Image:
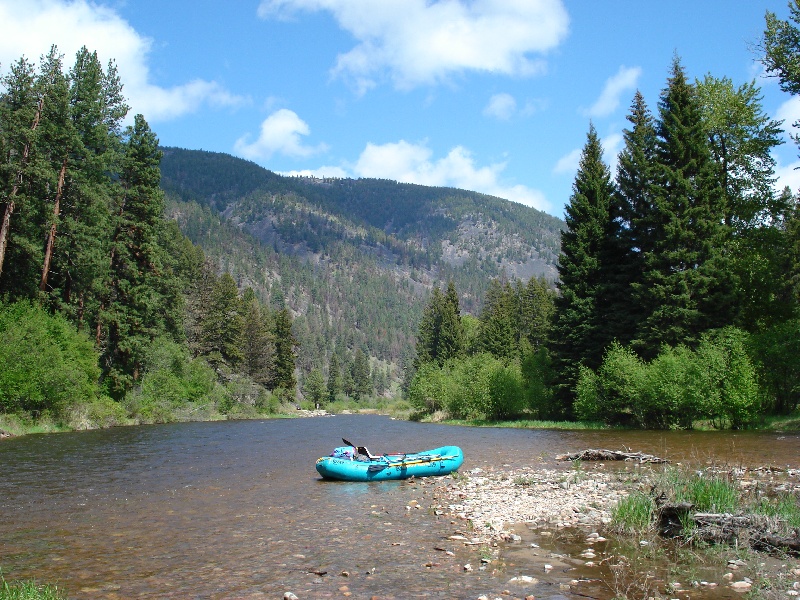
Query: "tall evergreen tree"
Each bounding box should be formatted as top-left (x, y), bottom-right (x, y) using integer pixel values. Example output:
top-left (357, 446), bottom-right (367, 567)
top-left (272, 307), bottom-right (297, 392)
top-left (414, 281), bottom-right (464, 367)
top-left (44, 47), bottom-right (128, 329)
top-left (478, 277), bottom-right (517, 361)
top-left (0, 56), bottom-right (42, 290)
top-left (517, 276), bottom-right (556, 352)
top-left (550, 124), bottom-right (617, 410)
top-left (635, 57), bottom-right (734, 356)
top-left (327, 352), bottom-right (342, 403)
top-left (199, 272), bottom-right (244, 372)
top-left (241, 292), bottom-right (275, 388)
top-left (615, 91), bottom-right (658, 344)
top-left (351, 347), bottom-right (371, 401)
top-left (100, 114), bottom-right (169, 395)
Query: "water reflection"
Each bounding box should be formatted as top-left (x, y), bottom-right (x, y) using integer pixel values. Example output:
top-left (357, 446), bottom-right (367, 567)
top-left (1, 415), bottom-right (798, 598)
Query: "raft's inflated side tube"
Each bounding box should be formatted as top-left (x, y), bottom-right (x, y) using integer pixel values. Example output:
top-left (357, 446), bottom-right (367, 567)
top-left (315, 446), bottom-right (464, 481)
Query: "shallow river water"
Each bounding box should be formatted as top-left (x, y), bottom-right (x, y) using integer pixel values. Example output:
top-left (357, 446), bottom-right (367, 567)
top-left (1, 415), bottom-right (798, 599)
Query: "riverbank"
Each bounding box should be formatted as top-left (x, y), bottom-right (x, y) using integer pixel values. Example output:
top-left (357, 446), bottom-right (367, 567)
top-left (428, 460), bottom-right (800, 598)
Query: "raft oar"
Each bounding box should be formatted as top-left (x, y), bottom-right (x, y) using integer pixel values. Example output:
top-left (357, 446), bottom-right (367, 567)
top-left (342, 438), bottom-right (377, 459)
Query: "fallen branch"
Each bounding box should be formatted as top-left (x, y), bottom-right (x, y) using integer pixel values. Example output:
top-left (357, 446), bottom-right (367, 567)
top-left (751, 531), bottom-right (800, 556)
top-left (556, 449), bottom-right (669, 464)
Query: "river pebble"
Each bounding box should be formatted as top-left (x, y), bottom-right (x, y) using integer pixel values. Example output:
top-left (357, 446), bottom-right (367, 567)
top-left (432, 466), bottom-right (628, 542)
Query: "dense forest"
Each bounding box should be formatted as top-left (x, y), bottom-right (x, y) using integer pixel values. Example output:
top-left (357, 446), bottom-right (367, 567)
top-left (0, 46), bottom-right (302, 426)
top-left (0, 44), bottom-right (564, 429)
top-left (408, 48), bottom-right (800, 428)
top-left (3, 4), bottom-right (800, 431)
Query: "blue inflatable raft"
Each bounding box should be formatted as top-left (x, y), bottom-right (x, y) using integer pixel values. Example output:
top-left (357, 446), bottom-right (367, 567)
top-left (316, 445), bottom-right (464, 481)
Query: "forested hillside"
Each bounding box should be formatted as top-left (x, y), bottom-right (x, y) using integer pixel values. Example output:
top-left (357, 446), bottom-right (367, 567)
top-left (159, 147), bottom-right (565, 391)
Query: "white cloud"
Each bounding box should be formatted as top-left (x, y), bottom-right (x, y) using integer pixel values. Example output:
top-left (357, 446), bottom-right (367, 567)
top-left (776, 96), bottom-right (800, 139)
top-left (292, 140), bottom-right (551, 211)
top-left (0, 0), bottom-right (246, 122)
top-left (483, 93), bottom-right (517, 120)
top-left (234, 108), bottom-right (328, 160)
top-left (258, 0), bottom-right (570, 92)
top-left (775, 158), bottom-right (800, 195)
top-left (584, 65), bottom-right (642, 118)
top-left (553, 148), bottom-right (582, 176)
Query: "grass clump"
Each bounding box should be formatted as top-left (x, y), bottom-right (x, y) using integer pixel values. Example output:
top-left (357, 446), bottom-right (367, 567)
top-left (0, 574), bottom-right (65, 600)
top-left (610, 491), bottom-right (656, 535)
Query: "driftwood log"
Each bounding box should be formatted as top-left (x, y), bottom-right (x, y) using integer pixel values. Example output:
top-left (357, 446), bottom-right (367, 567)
top-left (556, 448), bottom-right (669, 464)
top-left (751, 530), bottom-right (800, 556)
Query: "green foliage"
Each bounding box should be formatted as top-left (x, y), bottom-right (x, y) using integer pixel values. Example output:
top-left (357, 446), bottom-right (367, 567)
top-left (0, 573), bottom-right (65, 600)
top-left (0, 300), bottom-right (100, 415)
top-left (123, 337), bottom-right (226, 423)
top-left (551, 124), bottom-right (619, 411)
top-left (610, 491), bottom-right (656, 535)
top-left (636, 57), bottom-right (734, 356)
top-left (303, 368), bottom-right (326, 408)
top-left (408, 353), bottom-right (525, 421)
top-left (749, 319), bottom-right (800, 415)
top-left (577, 328), bottom-right (761, 429)
top-left (272, 308), bottom-right (297, 392)
top-left (521, 346), bottom-right (557, 419)
top-left (415, 282), bottom-right (465, 367)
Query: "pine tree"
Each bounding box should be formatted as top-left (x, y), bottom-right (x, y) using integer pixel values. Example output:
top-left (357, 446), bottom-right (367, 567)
top-left (518, 276), bottom-right (556, 352)
top-left (414, 281), bottom-right (464, 367)
top-left (98, 114), bottom-right (171, 395)
top-left (199, 272), bottom-right (244, 372)
top-left (351, 347), bottom-right (371, 401)
top-left (479, 277), bottom-right (517, 361)
top-left (635, 57), bottom-right (734, 356)
top-left (272, 307), bottom-right (297, 392)
top-left (615, 91), bottom-right (658, 345)
top-left (45, 47), bottom-right (128, 329)
top-left (327, 352), bottom-right (342, 403)
top-left (241, 293), bottom-right (275, 387)
top-left (550, 123), bottom-right (617, 410)
top-left (0, 56), bottom-right (43, 291)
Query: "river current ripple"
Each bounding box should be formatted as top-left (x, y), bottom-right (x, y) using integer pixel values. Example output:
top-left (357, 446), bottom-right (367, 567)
top-left (1, 415), bottom-right (798, 598)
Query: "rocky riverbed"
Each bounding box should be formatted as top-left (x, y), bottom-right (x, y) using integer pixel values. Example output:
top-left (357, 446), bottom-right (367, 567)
top-left (433, 464), bottom-right (628, 541)
top-left (423, 462), bottom-right (800, 599)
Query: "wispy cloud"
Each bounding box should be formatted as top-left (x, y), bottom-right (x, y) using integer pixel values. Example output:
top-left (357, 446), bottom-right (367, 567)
top-left (584, 65), bottom-right (642, 118)
top-left (284, 139), bottom-right (551, 211)
top-left (257, 0), bottom-right (570, 93)
top-left (234, 108), bottom-right (328, 159)
top-left (483, 93), bottom-right (517, 120)
top-left (0, 0), bottom-right (247, 122)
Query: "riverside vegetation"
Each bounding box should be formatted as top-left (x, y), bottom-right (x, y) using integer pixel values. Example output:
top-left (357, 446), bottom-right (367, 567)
top-left (4, 4), bottom-right (800, 598)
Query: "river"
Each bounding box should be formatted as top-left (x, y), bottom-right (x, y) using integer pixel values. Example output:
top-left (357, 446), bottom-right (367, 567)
top-left (1, 415), bottom-right (798, 599)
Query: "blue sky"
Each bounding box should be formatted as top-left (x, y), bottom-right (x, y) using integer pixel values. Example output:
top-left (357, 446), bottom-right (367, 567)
top-left (1, 0), bottom-right (798, 217)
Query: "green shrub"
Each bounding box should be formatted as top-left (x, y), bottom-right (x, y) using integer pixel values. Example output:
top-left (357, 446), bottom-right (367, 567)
top-left (0, 300), bottom-right (100, 416)
top-left (611, 491), bottom-right (655, 535)
top-left (487, 360), bottom-right (525, 419)
top-left (577, 328), bottom-right (762, 429)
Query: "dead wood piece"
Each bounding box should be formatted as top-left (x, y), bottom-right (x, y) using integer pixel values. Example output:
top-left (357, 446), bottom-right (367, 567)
top-left (750, 531), bottom-right (800, 556)
top-left (556, 448), bottom-right (669, 464)
top-left (657, 502), bottom-right (694, 537)
top-left (693, 513), bottom-right (759, 528)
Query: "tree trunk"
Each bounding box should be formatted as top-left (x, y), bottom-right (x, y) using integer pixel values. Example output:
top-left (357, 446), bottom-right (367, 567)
top-left (40, 157), bottom-right (68, 291)
top-left (0, 96), bottom-right (44, 278)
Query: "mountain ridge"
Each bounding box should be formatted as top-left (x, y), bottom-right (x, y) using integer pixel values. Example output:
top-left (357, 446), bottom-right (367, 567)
top-left (159, 146), bottom-right (565, 386)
